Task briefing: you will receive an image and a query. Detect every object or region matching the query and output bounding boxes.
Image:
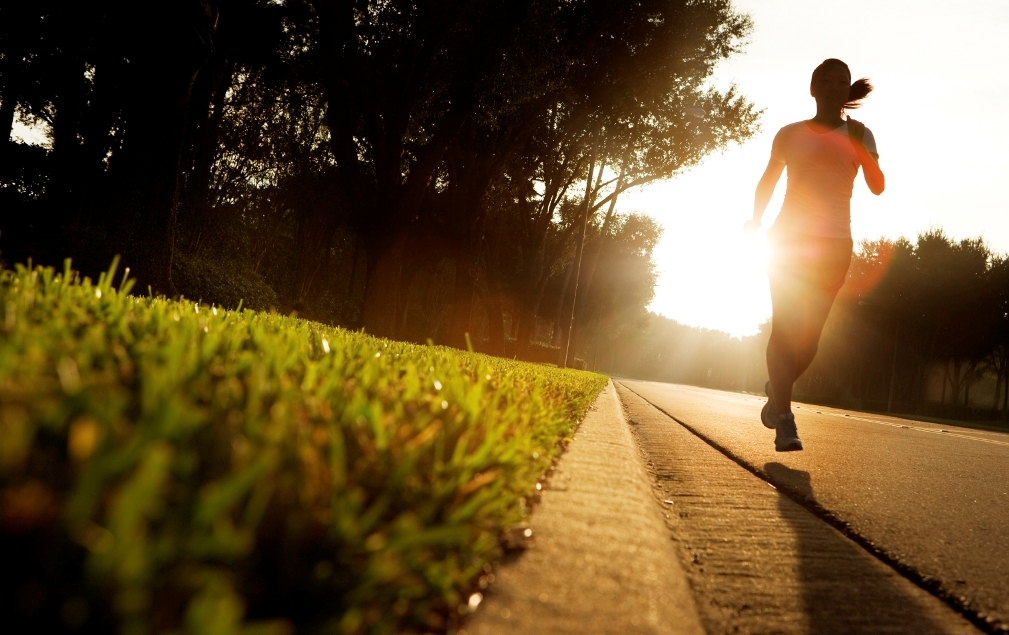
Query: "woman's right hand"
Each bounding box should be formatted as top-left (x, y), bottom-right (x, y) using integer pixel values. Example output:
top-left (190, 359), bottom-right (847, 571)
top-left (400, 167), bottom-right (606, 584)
top-left (743, 219), bottom-right (761, 236)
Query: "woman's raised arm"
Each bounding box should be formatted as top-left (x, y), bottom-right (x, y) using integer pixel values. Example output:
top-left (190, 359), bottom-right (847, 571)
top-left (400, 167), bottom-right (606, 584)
top-left (847, 119), bottom-right (885, 195)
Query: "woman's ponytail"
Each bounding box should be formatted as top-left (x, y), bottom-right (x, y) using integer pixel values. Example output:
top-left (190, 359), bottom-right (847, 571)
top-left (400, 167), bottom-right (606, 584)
top-left (812, 59), bottom-right (873, 109)
top-left (845, 77), bottom-right (873, 110)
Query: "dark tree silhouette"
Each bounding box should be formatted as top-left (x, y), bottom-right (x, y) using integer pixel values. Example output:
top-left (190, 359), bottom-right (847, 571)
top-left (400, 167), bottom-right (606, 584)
top-left (1, 0), bottom-right (756, 362)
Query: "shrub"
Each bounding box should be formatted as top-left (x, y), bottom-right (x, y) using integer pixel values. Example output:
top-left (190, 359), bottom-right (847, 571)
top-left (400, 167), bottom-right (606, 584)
top-left (172, 252), bottom-right (280, 312)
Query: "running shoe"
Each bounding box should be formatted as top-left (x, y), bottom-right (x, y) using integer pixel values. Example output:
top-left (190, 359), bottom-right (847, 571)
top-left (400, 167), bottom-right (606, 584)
top-left (774, 413), bottom-right (803, 452)
top-left (760, 380), bottom-right (776, 429)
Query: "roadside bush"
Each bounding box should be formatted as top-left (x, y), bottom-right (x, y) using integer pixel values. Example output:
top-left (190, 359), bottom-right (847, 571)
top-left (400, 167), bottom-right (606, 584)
top-left (173, 252), bottom-right (280, 312)
top-left (0, 260), bottom-right (606, 635)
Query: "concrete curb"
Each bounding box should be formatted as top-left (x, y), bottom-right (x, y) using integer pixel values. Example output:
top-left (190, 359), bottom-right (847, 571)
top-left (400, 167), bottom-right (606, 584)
top-left (464, 380), bottom-right (705, 635)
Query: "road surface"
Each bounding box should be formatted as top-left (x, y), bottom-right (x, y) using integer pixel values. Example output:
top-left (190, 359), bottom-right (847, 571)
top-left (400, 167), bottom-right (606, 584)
top-left (617, 380), bottom-right (1009, 634)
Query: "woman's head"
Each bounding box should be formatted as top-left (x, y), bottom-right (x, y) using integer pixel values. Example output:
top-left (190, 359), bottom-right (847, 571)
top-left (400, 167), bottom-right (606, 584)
top-left (810, 58), bottom-right (872, 111)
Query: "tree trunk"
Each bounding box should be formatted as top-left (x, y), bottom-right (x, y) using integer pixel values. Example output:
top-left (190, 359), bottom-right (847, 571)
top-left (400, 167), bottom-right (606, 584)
top-left (514, 277), bottom-right (551, 359)
top-left (293, 203), bottom-right (340, 307)
top-left (950, 361), bottom-right (962, 407)
top-left (111, 73), bottom-right (200, 295)
top-left (960, 363), bottom-right (968, 407)
top-left (447, 246), bottom-right (477, 350)
top-left (562, 156), bottom-right (596, 367)
top-left (482, 289), bottom-right (506, 357)
top-left (107, 6), bottom-right (217, 295)
top-left (1003, 362), bottom-right (1009, 421)
top-left (361, 233), bottom-right (407, 339)
top-left (346, 235), bottom-right (362, 297)
top-left (992, 365), bottom-right (1002, 415)
top-left (396, 240), bottom-right (430, 341)
top-left (551, 262), bottom-right (575, 347)
top-left (51, 53), bottom-right (85, 229)
top-left (0, 80), bottom-right (17, 152)
top-left (181, 54), bottom-right (234, 252)
top-left (514, 305), bottom-right (535, 358)
top-left (191, 58), bottom-right (232, 194)
top-left (941, 361), bottom-right (948, 405)
top-left (574, 172), bottom-right (623, 325)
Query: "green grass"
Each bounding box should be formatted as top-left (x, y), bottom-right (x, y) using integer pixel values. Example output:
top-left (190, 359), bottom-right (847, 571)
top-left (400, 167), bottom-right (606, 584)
top-left (0, 260), bottom-right (607, 635)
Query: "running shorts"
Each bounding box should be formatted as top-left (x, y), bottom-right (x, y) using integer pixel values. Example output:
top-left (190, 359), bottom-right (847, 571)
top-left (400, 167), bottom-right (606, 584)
top-left (767, 226), bottom-right (853, 293)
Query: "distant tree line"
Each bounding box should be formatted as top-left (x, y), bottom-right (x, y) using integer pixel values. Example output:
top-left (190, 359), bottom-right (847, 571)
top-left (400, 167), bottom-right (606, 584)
top-left (608, 231), bottom-right (1009, 421)
top-left (0, 0), bottom-right (759, 364)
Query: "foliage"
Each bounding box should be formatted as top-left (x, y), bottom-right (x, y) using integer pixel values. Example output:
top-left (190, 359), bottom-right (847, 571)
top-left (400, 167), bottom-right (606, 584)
top-left (801, 230), bottom-right (1009, 415)
top-left (607, 231), bottom-right (1009, 420)
top-left (0, 260), bottom-right (607, 634)
top-left (0, 0), bottom-right (759, 361)
top-left (172, 253), bottom-right (280, 312)
top-left (603, 312), bottom-right (769, 392)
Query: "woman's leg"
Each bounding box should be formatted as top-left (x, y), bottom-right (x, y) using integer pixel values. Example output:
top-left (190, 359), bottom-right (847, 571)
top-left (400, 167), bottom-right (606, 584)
top-left (767, 273), bottom-right (804, 416)
top-left (795, 238), bottom-right (851, 380)
top-left (794, 284), bottom-right (841, 380)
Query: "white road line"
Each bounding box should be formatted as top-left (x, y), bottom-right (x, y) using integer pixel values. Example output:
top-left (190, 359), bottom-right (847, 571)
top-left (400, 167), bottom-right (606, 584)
top-left (636, 384), bottom-right (1009, 449)
top-left (805, 407), bottom-right (1009, 448)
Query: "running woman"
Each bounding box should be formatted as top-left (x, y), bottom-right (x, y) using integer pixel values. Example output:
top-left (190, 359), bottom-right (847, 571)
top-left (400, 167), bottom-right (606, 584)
top-left (744, 59), bottom-right (885, 451)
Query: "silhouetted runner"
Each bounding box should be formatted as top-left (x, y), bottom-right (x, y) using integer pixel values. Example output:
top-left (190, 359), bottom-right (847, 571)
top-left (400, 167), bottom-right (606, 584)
top-left (744, 59), bottom-right (885, 451)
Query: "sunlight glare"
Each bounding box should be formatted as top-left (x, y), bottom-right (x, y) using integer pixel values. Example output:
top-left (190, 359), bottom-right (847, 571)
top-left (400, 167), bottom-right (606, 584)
top-left (622, 156), bottom-right (776, 338)
top-left (622, 0), bottom-right (1009, 338)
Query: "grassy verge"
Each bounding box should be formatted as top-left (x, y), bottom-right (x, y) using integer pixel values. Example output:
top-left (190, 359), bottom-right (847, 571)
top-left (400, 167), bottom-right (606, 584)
top-left (0, 260), bottom-right (607, 635)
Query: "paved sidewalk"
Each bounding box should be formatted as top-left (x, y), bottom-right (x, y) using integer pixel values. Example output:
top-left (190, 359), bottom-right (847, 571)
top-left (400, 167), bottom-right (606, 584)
top-left (465, 380), bottom-right (704, 635)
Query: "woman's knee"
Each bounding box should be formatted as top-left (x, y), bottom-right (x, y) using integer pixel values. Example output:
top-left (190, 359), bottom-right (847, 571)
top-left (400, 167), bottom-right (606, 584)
top-left (798, 323), bottom-right (826, 355)
top-left (768, 329), bottom-right (800, 357)
top-left (798, 340), bottom-right (819, 365)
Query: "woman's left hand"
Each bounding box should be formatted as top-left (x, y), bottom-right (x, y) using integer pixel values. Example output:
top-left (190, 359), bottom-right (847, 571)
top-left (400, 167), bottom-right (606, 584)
top-left (847, 118), bottom-right (866, 144)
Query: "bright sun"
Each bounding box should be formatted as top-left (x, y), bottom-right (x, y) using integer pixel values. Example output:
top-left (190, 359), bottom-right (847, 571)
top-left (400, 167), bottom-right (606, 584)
top-left (621, 161), bottom-right (775, 338)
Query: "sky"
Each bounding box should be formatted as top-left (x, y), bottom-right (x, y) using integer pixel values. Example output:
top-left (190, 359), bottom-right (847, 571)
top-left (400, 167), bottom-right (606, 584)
top-left (624, 0), bottom-right (1009, 337)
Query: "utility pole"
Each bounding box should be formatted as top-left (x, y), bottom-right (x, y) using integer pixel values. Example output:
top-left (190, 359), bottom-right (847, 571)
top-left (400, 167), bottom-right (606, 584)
top-left (561, 109), bottom-right (705, 369)
top-left (563, 156), bottom-right (595, 369)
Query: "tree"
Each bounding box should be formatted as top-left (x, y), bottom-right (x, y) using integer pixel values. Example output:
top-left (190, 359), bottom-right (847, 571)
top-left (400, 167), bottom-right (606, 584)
top-left (312, 0), bottom-right (757, 340)
top-left (1, 0), bottom-right (759, 367)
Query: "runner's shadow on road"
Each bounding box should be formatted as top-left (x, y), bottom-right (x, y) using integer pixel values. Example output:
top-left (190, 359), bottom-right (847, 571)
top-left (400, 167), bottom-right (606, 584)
top-left (763, 461), bottom-right (962, 634)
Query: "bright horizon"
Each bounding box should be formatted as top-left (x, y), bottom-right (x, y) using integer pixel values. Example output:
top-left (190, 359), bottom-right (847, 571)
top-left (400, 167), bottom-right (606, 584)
top-left (626, 0), bottom-right (1009, 338)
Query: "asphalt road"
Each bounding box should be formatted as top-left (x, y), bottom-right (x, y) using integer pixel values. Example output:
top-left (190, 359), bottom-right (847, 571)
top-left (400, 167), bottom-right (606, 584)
top-left (618, 380), bottom-right (1009, 633)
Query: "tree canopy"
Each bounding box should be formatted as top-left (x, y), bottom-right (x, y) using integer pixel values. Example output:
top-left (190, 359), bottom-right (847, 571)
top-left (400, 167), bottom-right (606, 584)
top-left (1, 0), bottom-right (759, 363)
